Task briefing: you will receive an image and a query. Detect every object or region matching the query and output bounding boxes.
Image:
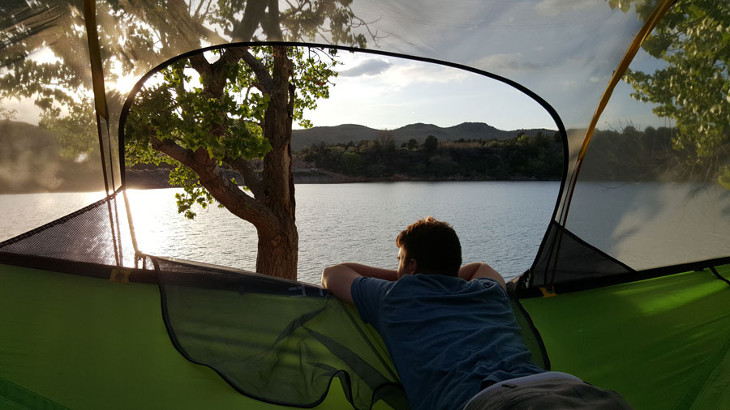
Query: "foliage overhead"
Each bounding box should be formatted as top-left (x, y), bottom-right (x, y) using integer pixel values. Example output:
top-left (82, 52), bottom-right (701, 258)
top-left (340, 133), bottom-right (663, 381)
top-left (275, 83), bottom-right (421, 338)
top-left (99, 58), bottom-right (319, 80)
top-left (125, 46), bottom-right (339, 218)
top-left (618, 0), bottom-right (730, 182)
top-left (0, 0), bottom-right (371, 278)
top-left (0, 0), bottom-right (368, 159)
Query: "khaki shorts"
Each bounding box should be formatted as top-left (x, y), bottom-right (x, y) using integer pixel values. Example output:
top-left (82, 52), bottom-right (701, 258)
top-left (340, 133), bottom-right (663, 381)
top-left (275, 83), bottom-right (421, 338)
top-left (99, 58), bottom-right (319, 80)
top-left (463, 373), bottom-right (632, 410)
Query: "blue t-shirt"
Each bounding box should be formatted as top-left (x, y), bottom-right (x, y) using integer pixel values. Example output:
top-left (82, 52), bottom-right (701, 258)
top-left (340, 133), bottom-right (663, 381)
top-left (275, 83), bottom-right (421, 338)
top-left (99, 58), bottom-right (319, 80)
top-left (351, 274), bottom-right (544, 410)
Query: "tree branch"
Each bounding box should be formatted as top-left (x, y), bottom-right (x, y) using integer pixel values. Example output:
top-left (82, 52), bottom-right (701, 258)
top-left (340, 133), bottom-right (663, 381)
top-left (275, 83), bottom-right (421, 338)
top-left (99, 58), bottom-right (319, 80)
top-left (150, 137), bottom-right (277, 229)
top-left (230, 0), bottom-right (268, 41)
top-left (263, 0), bottom-right (283, 40)
top-left (188, 53), bottom-right (211, 80)
top-left (225, 155), bottom-right (264, 197)
top-left (229, 47), bottom-right (274, 93)
top-left (288, 82), bottom-right (295, 118)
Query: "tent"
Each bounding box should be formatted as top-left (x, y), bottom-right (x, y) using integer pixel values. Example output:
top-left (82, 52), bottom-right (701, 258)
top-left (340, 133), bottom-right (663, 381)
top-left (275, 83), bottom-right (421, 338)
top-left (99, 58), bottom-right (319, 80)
top-left (1, 0), bottom-right (729, 408)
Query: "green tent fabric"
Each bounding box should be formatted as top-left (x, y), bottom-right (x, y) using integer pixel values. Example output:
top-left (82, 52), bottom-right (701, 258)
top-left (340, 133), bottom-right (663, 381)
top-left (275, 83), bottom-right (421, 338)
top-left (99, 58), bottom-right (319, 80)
top-left (520, 264), bottom-right (730, 409)
top-left (6, 256), bottom-right (729, 409)
top-left (0, 192), bottom-right (408, 409)
top-left (1, 0), bottom-right (730, 408)
top-left (155, 257), bottom-right (407, 409)
top-left (0, 376), bottom-right (70, 410)
top-left (0, 263), bottom-right (401, 409)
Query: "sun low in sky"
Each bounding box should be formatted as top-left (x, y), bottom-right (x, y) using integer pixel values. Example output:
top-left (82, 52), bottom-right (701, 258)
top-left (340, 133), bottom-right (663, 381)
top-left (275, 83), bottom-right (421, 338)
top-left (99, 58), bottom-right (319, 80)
top-left (7, 39), bottom-right (662, 135)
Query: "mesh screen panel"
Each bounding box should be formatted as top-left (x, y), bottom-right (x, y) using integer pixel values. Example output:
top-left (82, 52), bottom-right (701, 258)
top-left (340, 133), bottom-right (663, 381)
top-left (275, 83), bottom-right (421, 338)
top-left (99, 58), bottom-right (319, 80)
top-left (0, 192), bottom-right (135, 267)
top-left (154, 257), bottom-right (407, 409)
top-left (529, 221), bottom-right (633, 288)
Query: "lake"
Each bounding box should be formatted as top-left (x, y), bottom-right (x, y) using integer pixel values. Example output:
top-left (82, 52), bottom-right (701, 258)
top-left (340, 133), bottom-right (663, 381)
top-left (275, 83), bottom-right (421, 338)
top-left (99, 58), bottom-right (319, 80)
top-left (0, 181), bottom-right (560, 284)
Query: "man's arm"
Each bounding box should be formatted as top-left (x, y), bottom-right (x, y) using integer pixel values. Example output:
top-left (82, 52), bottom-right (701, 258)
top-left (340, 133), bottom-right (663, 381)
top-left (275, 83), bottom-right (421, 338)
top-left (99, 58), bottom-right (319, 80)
top-left (321, 263), bottom-right (397, 304)
top-left (338, 263), bottom-right (398, 281)
top-left (459, 262), bottom-right (506, 289)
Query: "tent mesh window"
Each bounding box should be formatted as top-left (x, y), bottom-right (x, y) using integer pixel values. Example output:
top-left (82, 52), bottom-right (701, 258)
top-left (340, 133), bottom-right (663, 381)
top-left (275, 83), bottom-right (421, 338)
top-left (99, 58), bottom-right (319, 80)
top-left (154, 256), bottom-right (408, 409)
top-left (0, 192), bottom-right (135, 268)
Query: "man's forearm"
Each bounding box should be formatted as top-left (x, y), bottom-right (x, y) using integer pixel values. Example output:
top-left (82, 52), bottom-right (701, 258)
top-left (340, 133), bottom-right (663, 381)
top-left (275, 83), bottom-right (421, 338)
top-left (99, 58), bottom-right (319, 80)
top-left (320, 262), bottom-right (397, 304)
top-left (458, 263), bottom-right (480, 281)
top-left (339, 263), bottom-right (398, 281)
top-left (459, 262), bottom-right (506, 289)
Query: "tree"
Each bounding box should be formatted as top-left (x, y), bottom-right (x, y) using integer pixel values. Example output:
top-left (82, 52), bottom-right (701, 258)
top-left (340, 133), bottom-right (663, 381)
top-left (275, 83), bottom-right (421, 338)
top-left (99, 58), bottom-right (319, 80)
top-left (426, 154), bottom-right (458, 177)
top-left (341, 151), bottom-right (362, 175)
top-left (0, 0), bottom-right (372, 279)
top-left (618, 0), bottom-right (729, 183)
top-left (424, 135), bottom-right (438, 153)
top-left (406, 138), bottom-right (419, 150)
top-left (125, 46), bottom-right (338, 279)
top-left (377, 130), bottom-right (396, 152)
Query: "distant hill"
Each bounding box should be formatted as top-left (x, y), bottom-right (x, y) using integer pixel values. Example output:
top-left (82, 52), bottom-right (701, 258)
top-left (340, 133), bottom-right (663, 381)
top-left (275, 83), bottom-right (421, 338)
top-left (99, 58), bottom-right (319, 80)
top-left (0, 120), bottom-right (104, 193)
top-left (292, 124), bottom-right (380, 150)
top-left (291, 122), bottom-right (555, 150)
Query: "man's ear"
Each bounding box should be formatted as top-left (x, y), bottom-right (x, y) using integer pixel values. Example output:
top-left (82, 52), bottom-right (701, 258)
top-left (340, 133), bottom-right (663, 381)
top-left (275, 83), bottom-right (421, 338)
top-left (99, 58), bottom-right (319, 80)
top-left (408, 259), bottom-right (418, 275)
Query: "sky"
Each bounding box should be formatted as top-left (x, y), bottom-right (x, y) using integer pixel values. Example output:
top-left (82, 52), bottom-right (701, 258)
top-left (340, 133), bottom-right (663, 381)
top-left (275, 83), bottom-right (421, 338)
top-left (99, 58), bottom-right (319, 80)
top-left (5, 45), bottom-right (662, 134)
top-left (299, 51), bottom-right (558, 131)
top-left (3, 47), bottom-right (559, 132)
top-left (3, 0), bottom-right (667, 134)
top-left (330, 0), bottom-right (667, 132)
top-left (298, 49), bottom-right (665, 133)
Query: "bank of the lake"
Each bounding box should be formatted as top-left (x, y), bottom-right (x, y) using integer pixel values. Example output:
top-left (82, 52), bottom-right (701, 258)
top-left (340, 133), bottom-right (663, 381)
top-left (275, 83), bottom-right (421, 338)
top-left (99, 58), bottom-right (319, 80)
top-left (126, 164), bottom-right (559, 188)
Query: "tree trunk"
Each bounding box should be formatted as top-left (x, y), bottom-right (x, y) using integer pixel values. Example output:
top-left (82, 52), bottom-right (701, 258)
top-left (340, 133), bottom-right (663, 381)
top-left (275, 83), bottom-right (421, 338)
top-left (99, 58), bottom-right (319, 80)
top-left (254, 45), bottom-right (298, 279)
top-left (256, 222), bottom-right (298, 281)
top-left (164, 46), bottom-right (300, 280)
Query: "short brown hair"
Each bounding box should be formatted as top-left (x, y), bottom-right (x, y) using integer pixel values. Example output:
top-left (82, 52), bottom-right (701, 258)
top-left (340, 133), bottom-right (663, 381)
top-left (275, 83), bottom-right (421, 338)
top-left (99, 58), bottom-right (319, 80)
top-left (396, 217), bottom-right (462, 276)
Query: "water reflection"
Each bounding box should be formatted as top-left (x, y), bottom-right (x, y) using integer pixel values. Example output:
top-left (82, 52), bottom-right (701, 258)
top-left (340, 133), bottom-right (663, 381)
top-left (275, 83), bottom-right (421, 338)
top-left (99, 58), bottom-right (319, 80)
top-left (0, 191), bottom-right (107, 242)
top-left (568, 182), bottom-right (730, 270)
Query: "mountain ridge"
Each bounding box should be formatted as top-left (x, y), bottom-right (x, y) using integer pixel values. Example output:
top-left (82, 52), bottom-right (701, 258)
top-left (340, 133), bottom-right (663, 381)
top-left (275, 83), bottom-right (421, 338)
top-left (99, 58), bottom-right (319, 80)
top-left (291, 121), bottom-right (556, 150)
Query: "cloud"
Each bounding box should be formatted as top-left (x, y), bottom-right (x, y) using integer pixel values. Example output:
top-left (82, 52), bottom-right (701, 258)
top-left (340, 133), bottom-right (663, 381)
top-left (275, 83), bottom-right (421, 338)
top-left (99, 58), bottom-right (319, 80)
top-left (339, 58), bottom-right (393, 77)
top-left (536, 0), bottom-right (594, 17)
top-left (472, 53), bottom-right (545, 73)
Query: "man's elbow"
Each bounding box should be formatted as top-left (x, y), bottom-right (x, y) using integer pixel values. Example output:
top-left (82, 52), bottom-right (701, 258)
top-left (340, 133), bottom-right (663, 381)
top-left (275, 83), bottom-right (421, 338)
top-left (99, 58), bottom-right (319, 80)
top-left (320, 264), bottom-right (358, 304)
top-left (320, 265), bottom-right (339, 289)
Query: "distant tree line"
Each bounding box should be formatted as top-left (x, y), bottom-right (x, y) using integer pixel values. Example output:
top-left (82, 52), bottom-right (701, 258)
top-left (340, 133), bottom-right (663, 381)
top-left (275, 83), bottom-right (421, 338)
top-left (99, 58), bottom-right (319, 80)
top-left (580, 125), bottom-right (718, 182)
top-left (296, 125), bottom-right (717, 183)
top-left (295, 130), bottom-right (564, 181)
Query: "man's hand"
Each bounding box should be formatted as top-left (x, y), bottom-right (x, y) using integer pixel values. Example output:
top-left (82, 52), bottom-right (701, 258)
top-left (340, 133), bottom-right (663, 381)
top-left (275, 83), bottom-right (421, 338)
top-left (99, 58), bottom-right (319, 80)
top-left (321, 263), bottom-right (397, 304)
top-left (458, 262), bottom-right (506, 289)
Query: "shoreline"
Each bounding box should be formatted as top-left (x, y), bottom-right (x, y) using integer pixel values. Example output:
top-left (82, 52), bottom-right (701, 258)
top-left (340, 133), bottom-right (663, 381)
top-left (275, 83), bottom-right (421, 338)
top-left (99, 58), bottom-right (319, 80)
top-left (1, 170), bottom-right (560, 194)
top-left (126, 168), bottom-right (558, 189)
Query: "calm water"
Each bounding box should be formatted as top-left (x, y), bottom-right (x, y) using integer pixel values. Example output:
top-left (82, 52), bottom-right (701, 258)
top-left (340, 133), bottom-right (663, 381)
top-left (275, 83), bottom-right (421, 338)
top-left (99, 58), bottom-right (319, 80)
top-left (0, 182), bottom-right (560, 284)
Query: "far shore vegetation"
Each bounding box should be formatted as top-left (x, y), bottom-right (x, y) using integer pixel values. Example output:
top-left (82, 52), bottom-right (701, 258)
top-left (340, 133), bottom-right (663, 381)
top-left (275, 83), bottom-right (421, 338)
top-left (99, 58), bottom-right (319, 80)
top-left (294, 131), bottom-right (563, 183)
top-left (123, 124), bottom-right (704, 187)
top-left (2, 121), bottom-right (716, 194)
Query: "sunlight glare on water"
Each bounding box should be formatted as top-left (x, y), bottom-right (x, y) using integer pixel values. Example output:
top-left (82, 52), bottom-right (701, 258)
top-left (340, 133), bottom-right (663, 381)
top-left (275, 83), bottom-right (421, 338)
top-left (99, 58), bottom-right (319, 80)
top-left (0, 191), bottom-right (107, 240)
top-left (126, 181), bottom-right (558, 284)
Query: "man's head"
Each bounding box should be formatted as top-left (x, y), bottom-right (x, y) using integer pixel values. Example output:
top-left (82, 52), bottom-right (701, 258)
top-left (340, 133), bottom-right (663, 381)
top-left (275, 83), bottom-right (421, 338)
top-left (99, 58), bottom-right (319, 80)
top-left (395, 217), bottom-right (462, 277)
